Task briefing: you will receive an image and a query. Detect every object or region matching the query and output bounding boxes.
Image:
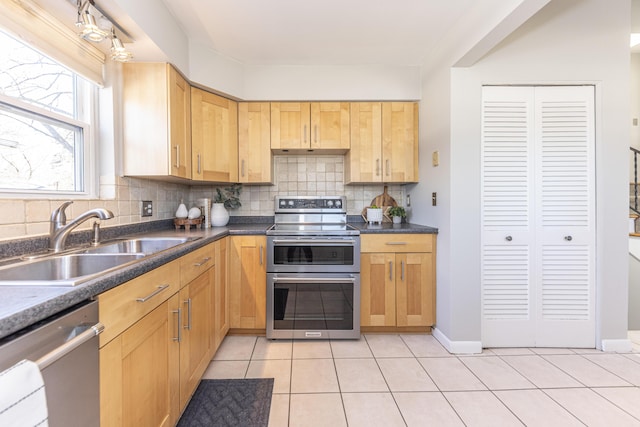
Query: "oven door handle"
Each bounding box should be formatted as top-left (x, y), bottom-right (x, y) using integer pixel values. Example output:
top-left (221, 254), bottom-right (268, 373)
top-left (272, 276), bottom-right (356, 284)
top-left (271, 239), bottom-right (357, 245)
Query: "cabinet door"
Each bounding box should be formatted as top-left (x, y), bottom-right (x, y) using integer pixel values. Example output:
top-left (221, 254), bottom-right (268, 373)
top-left (238, 102), bottom-right (272, 183)
top-left (100, 295), bottom-right (180, 427)
top-left (382, 102), bottom-right (418, 183)
top-left (396, 253), bottom-right (434, 327)
top-left (229, 236), bottom-right (267, 329)
top-left (271, 102), bottom-right (311, 150)
top-left (191, 87), bottom-right (238, 182)
top-left (310, 102), bottom-right (350, 151)
top-left (361, 252), bottom-right (395, 326)
top-left (179, 270), bottom-right (214, 408)
top-left (214, 237), bottom-right (229, 351)
top-left (346, 102), bottom-right (382, 183)
top-left (169, 66), bottom-right (192, 179)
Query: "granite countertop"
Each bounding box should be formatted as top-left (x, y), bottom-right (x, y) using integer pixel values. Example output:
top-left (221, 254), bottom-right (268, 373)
top-left (0, 218), bottom-right (437, 340)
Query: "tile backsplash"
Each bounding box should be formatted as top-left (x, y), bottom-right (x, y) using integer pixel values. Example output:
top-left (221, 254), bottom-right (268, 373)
top-left (0, 155), bottom-right (404, 241)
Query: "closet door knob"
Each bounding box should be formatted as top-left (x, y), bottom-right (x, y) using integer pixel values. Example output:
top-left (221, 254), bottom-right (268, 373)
top-left (505, 236), bottom-right (513, 242)
top-left (564, 235), bottom-right (573, 241)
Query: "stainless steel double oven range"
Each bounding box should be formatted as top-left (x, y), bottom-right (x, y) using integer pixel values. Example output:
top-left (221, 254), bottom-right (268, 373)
top-left (266, 196), bottom-right (360, 339)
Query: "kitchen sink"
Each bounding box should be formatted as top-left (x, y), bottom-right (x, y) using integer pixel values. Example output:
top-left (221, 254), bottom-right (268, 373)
top-left (82, 236), bottom-right (201, 255)
top-left (0, 253), bottom-right (145, 286)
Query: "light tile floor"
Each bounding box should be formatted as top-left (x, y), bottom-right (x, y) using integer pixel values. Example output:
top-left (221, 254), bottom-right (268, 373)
top-left (202, 332), bottom-right (640, 427)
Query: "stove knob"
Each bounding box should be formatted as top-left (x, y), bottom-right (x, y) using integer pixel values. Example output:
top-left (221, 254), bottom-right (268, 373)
top-left (288, 200), bottom-right (294, 207)
top-left (327, 200), bottom-right (334, 207)
top-left (279, 200), bottom-right (286, 207)
top-left (335, 200), bottom-right (342, 208)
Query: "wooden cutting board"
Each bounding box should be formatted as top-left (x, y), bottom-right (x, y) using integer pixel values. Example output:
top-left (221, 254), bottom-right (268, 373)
top-left (370, 185), bottom-right (398, 207)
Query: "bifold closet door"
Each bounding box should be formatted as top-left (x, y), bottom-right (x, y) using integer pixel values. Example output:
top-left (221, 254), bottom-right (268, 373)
top-left (481, 85), bottom-right (595, 348)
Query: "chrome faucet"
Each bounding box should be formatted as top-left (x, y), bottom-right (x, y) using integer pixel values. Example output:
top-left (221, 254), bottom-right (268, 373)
top-left (49, 201), bottom-right (114, 252)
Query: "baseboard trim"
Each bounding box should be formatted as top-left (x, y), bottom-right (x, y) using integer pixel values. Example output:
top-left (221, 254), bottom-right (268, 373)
top-left (600, 339), bottom-right (633, 352)
top-left (432, 327), bottom-right (483, 354)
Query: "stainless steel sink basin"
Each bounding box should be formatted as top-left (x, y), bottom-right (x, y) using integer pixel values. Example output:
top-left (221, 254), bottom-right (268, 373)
top-left (0, 253), bottom-right (145, 286)
top-left (82, 236), bottom-right (201, 255)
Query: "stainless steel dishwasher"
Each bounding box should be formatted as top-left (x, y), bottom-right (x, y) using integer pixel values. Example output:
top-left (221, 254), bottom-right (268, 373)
top-left (0, 300), bottom-right (103, 426)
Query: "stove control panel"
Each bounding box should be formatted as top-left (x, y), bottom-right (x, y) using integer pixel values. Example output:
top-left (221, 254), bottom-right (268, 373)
top-left (276, 196), bottom-right (345, 212)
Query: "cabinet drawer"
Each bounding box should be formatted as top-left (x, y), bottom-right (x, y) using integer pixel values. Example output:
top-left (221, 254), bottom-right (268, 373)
top-left (180, 243), bottom-right (215, 286)
top-left (361, 234), bottom-right (433, 253)
top-left (98, 260), bottom-right (180, 347)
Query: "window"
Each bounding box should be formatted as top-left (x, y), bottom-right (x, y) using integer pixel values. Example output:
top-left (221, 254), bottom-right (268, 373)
top-left (0, 30), bottom-right (95, 194)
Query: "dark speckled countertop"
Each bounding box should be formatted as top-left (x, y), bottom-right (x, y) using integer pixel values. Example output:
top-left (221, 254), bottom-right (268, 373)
top-left (0, 217), bottom-right (436, 340)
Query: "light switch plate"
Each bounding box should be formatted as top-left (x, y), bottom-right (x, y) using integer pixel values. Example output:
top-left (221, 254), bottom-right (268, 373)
top-left (432, 151), bottom-right (439, 166)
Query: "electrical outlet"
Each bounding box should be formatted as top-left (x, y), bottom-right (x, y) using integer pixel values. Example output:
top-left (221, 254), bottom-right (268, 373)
top-left (142, 200), bottom-right (153, 217)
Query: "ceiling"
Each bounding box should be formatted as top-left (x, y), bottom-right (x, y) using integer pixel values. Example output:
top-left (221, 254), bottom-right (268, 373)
top-left (160, 0), bottom-right (478, 67)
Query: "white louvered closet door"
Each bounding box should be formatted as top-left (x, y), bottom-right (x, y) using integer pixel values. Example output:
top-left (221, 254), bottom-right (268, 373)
top-left (481, 86), bottom-right (595, 348)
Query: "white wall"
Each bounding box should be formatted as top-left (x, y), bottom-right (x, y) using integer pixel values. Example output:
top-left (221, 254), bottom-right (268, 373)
top-left (415, 0), bottom-right (631, 349)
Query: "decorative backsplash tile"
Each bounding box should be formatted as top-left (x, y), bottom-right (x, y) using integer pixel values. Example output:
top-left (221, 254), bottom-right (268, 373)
top-left (0, 155), bottom-right (405, 241)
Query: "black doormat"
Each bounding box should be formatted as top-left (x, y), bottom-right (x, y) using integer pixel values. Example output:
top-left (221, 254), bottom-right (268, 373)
top-left (177, 378), bottom-right (274, 427)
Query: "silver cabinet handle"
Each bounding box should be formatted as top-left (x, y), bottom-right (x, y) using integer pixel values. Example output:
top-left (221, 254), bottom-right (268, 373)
top-left (172, 307), bottom-right (182, 342)
top-left (314, 125), bottom-right (318, 144)
top-left (505, 236), bottom-right (513, 242)
top-left (136, 284), bottom-right (170, 303)
top-left (36, 322), bottom-right (104, 370)
top-left (174, 145), bottom-right (180, 168)
top-left (184, 298), bottom-right (192, 330)
top-left (389, 261), bottom-right (393, 281)
top-left (193, 257), bottom-right (212, 267)
top-left (304, 125), bottom-right (307, 144)
top-left (564, 236), bottom-right (573, 241)
top-left (197, 153), bottom-right (201, 174)
top-left (386, 242), bottom-right (407, 246)
top-left (401, 260), bottom-right (405, 281)
top-left (241, 159), bottom-right (245, 177)
top-left (376, 159), bottom-right (380, 176)
top-left (260, 245), bottom-right (263, 265)
top-left (386, 159), bottom-right (390, 176)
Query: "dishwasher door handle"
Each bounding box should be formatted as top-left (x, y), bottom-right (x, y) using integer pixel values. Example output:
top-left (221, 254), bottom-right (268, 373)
top-left (35, 322), bottom-right (104, 370)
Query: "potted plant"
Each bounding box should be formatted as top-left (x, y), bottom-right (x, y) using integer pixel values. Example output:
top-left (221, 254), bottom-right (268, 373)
top-left (211, 183), bottom-right (242, 226)
top-left (366, 204), bottom-right (383, 224)
top-left (388, 206), bottom-right (406, 224)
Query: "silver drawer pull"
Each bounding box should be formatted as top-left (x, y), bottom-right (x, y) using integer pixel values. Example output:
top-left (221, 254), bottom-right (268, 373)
top-left (193, 257), bottom-right (212, 267)
top-left (136, 284), bottom-right (170, 303)
top-left (184, 298), bottom-right (192, 330)
top-left (386, 242), bottom-right (407, 245)
top-left (173, 307), bottom-right (182, 342)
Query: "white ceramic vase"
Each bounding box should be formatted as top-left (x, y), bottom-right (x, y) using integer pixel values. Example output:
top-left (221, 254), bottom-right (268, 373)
top-left (211, 203), bottom-right (230, 226)
top-left (392, 216), bottom-right (402, 224)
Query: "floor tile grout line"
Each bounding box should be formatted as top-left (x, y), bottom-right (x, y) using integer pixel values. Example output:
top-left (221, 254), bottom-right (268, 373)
top-left (538, 387), bottom-right (606, 426)
top-left (589, 386), bottom-right (640, 423)
top-left (579, 353), bottom-right (640, 386)
top-left (545, 352), bottom-right (634, 388)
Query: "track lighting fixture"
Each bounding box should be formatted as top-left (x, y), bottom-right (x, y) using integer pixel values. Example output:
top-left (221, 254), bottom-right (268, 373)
top-left (110, 28), bottom-right (133, 62)
top-left (76, 0), bottom-right (108, 42)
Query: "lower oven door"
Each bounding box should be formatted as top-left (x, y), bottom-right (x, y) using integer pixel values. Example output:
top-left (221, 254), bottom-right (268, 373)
top-left (267, 273), bottom-right (360, 339)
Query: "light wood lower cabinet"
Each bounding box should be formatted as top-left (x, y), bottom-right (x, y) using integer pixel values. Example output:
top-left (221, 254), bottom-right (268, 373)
top-left (100, 294), bottom-right (180, 427)
top-left (229, 235), bottom-right (266, 330)
top-left (99, 240), bottom-right (229, 426)
top-left (360, 234), bottom-right (436, 330)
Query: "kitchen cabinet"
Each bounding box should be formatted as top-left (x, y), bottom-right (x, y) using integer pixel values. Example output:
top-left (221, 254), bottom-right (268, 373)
top-left (191, 88), bottom-right (239, 182)
top-left (100, 294), bottom-right (180, 427)
top-left (214, 237), bottom-right (230, 350)
top-left (99, 242), bottom-right (218, 426)
top-left (122, 63), bottom-right (191, 180)
top-left (346, 102), bottom-right (419, 184)
top-left (360, 234), bottom-right (435, 329)
top-left (271, 102), bottom-right (350, 153)
top-left (238, 102), bottom-right (273, 183)
top-left (229, 235), bottom-right (267, 330)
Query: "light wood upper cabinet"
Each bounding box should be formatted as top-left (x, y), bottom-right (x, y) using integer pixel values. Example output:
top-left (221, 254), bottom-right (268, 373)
top-left (191, 88), bottom-right (238, 182)
top-left (123, 63), bottom-right (191, 180)
top-left (238, 102), bottom-right (273, 184)
top-left (346, 101), bottom-right (418, 184)
top-left (229, 235), bottom-right (267, 330)
top-left (271, 102), bottom-right (349, 153)
top-left (360, 234), bottom-right (435, 329)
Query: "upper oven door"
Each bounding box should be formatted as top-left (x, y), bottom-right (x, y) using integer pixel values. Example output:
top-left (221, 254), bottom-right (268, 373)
top-left (267, 235), bottom-right (360, 273)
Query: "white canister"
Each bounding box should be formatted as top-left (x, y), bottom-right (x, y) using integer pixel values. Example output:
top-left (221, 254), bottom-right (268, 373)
top-left (197, 198), bottom-right (211, 228)
top-left (367, 208), bottom-right (383, 224)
